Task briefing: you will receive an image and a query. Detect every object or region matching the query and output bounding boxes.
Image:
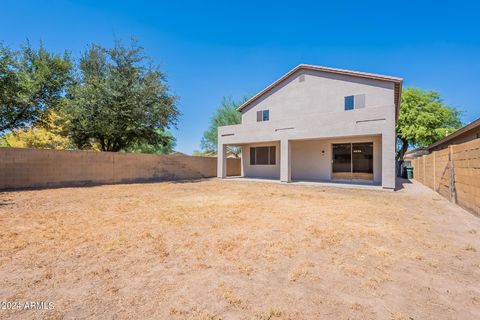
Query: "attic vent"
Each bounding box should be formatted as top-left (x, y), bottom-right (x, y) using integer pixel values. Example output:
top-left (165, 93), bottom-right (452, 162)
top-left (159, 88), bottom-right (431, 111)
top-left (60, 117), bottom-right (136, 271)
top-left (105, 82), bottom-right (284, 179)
top-left (299, 74), bottom-right (305, 82)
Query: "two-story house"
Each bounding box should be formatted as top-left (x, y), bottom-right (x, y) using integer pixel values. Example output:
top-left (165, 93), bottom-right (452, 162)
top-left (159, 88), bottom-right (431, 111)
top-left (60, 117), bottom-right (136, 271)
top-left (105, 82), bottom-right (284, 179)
top-left (217, 64), bottom-right (403, 190)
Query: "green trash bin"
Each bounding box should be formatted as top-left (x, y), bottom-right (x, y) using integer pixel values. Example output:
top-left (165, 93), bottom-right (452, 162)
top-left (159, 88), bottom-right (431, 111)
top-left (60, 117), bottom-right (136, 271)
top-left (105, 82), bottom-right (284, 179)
top-left (406, 167), bottom-right (413, 179)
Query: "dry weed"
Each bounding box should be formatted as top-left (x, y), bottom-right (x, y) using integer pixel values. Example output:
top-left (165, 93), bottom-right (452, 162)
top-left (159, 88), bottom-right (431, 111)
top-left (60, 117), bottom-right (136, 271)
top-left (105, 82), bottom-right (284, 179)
top-left (218, 282), bottom-right (243, 308)
top-left (254, 308), bottom-right (284, 320)
top-left (288, 262), bottom-right (314, 282)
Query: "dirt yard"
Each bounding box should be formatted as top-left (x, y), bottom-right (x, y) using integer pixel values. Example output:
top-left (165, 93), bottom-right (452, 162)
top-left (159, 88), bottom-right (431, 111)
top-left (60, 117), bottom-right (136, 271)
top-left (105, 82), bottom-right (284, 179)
top-left (0, 179), bottom-right (479, 319)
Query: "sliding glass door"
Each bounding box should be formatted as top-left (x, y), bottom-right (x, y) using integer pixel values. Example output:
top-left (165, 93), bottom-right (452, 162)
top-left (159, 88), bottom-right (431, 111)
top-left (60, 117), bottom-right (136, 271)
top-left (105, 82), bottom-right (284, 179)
top-left (332, 144), bottom-right (352, 180)
top-left (332, 143), bottom-right (373, 181)
top-left (352, 143), bottom-right (373, 180)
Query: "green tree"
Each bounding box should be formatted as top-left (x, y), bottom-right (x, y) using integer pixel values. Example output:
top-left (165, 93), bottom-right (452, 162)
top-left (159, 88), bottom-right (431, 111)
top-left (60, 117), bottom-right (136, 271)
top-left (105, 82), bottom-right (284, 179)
top-left (66, 40), bottom-right (179, 152)
top-left (0, 42), bottom-right (72, 132)
top-left (396, 87), bottom-right (462, 161)
top-left (201, 96), bottom-right (247, 157)
top-left (192, 150), bottom-right (216, 157)
top-left (122, 129), bottom-right (175, 154)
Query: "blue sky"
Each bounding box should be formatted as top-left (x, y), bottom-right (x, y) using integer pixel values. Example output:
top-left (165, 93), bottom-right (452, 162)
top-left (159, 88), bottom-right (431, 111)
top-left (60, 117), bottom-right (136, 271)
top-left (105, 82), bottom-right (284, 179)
top-left (2, 0), bottom-right (479, 153)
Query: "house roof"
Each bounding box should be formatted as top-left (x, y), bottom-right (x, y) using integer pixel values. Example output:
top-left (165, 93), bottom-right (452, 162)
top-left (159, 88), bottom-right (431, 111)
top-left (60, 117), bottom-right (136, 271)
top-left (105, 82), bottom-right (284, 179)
top-left (426, 117), bottom-right (480, 151)
top-left (404, 147), bottom-right (429, 159)
top-left (236, 64), bottom-right (403, 117)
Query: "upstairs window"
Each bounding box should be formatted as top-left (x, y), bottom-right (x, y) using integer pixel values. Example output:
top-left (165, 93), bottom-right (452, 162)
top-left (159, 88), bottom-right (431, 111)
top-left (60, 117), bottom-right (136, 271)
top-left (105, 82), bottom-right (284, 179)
top-left (344, 94), bottom-right (366, 111)
top-left (256, 110), bottom-right (270, 122)
top-left (250, 146), bottom-right (276, 165)
top-left (263, 110), bottom-right (269, 121)
top-left (344, 96), bottom-right (354, 110)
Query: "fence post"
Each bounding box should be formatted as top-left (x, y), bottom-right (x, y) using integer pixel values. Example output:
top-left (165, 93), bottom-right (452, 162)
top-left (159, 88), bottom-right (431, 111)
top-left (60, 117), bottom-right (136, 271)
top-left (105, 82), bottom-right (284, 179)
top-left (423, 155), bottom-right (426, 184)
top-left (433, 151), bottom-right (436, 191)
top-left (449, 145), bottom-right (457, 204)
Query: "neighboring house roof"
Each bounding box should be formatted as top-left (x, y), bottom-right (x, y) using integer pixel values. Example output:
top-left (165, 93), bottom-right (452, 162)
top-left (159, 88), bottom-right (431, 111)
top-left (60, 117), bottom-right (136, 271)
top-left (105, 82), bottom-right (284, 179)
top-left (169, 151), bottom-right (189, 156)
top-left (426, 117), bottom-right (480, 151)
top-left (404, 147), bottom-right (429, 160)
top-left (236, 64), bottom-right (403, 117)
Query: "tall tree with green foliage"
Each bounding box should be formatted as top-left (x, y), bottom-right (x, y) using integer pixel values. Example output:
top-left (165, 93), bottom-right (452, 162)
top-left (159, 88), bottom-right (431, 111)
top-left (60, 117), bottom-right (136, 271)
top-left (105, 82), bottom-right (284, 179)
top-left (201, 96), bottom-right (247, 157)
top-left (0, 42), bottom-right (72, 132)
top-left (66, 40), bottom-right (179, 152)
top-left (122, 129), bottom-right (175, 154)
top-left (396, 87), bottom-right (462, 161)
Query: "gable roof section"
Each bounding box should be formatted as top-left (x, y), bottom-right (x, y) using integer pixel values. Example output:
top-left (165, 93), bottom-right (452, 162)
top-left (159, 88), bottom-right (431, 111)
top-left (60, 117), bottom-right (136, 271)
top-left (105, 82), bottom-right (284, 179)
top-left (237, 64), bottom-right (403, 117)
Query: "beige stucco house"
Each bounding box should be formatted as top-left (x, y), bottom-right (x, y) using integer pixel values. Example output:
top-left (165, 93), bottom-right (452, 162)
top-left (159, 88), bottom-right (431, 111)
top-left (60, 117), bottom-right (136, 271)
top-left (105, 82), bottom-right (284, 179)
top-left (217, 64), bottom-right (403, 190)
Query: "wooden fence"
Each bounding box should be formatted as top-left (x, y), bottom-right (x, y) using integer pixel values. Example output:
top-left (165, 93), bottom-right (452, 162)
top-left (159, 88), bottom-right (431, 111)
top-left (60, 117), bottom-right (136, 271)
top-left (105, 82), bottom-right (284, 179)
top-left (411, 139), bottom-right (480, 215)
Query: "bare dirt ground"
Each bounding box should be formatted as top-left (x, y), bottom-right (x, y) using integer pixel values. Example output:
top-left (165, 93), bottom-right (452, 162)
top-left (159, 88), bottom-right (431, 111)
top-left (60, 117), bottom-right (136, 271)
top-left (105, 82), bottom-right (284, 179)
top-left (0, 179), bottom-right (479, 320)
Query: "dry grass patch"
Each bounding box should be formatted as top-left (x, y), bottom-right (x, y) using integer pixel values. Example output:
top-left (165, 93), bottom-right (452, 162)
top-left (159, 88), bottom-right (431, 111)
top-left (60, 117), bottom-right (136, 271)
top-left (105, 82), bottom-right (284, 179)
top-left (288, 261), bottom-right (314, 282)
top-left (465, 244), bottom-right (477, 252)
top-left (0, 180), bottom-right (479, 319)
top-left (218, 282), bottom-right (243, 308)
top-left (253, 308), bottom-right (284, 320)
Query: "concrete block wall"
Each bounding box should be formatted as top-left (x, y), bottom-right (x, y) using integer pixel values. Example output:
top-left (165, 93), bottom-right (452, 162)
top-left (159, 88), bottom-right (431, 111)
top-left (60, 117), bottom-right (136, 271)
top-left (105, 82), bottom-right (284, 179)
top-left (0, 147), bottom-right (241, 190)
top-left (412, 139), bottom-right (480, 216)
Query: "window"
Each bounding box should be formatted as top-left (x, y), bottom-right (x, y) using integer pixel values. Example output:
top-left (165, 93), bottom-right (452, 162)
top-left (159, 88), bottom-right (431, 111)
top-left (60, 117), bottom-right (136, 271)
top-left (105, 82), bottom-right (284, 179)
top-left (256, 109), bottom-right (270, 122)
top-left (262, 110), bottom-right (269, 121)
top-left (250, 149), bottom-right (256, 165)
top-left (269, 146), bottom-right (276, 164)
top-left (344, 94), bottom-right (366, 110)
top-left (256, 147), bottom-right (269, 164)
top-left (250, 146), bottom-right (276, 165)
top-left (344, 96), bottom-right (354, 110)
top-left (355, 94), bottom-right (365, 108)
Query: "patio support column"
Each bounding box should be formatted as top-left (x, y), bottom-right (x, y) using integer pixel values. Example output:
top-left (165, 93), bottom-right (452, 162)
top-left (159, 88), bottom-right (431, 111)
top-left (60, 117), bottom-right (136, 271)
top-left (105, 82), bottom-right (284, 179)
top-left (381, 132), bottom-right (396, 189)
top-left (280, 139), bottom-right (291, 182)
top-left (217, 144), bottom-right (227, 178)
top-left (240, 146), bottom-right (245, 177)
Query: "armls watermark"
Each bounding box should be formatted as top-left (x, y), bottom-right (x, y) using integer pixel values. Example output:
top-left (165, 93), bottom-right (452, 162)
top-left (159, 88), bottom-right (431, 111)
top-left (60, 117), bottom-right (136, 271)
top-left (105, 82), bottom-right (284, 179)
top-left (0, 301), bottom-right (55, 311)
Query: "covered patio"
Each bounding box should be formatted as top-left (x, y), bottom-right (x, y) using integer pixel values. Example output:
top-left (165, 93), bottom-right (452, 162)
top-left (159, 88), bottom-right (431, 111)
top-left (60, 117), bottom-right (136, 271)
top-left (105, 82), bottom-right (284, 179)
top-left (218, 135), bottom-right (385, 188)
